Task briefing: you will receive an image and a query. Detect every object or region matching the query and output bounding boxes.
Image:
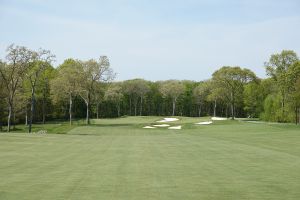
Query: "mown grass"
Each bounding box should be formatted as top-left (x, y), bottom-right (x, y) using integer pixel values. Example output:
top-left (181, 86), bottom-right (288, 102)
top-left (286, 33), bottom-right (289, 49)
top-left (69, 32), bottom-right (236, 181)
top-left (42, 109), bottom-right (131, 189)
top-left (1, 119), bottom-right (87, 134)
top-left (0, 116), bottom-right (300, 200)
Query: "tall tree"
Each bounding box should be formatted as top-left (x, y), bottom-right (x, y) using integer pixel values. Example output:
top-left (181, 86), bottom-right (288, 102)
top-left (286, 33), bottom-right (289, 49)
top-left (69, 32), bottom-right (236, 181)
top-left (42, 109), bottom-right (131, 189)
top-left (39, 64), bottom-right (55, 124)
top-left (127, 79), bottom-right (150, 116)
top-left (122, 80), bottom-right (134, 115)
top-left (104, 84), bottom-right (123, 117)
top-left (159, 80), bottom-right (185, 116)
top-left (0, 62), bottom-right (5, 131)
top-left (0, 45), bottom-right (32, 132)
top-left (26, 49), bottom-right (55, 133)
top-left (193, 82), bottom-right (210, 117)
top-left (78, 56), bottom-right (114, 124)
top-left (293, 77), bottom-right (300, 124)
top-left (265, 50), bottom-right (299, 119)
top-left (51, 59), bottom-right (81, 126)
top-left (122, 79), bottom-right (147, 116)
top-left (288, 61), bottom-right (300, 124)
top-left (93, 82), bottom-right (106, 119)
top-left (212, 66), bottom-right (257, 119)
top-left (207, 83), bottom-right (227, 117)
top-left (243, 80), bottom-right (264, 118)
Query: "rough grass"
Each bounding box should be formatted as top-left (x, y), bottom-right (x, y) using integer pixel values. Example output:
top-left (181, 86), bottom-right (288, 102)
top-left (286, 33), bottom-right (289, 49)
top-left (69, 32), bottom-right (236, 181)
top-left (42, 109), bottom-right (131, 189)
top-left (2, 119), bottom-right (86, 134)
top-left (0, 117), bottom-right (300, 200)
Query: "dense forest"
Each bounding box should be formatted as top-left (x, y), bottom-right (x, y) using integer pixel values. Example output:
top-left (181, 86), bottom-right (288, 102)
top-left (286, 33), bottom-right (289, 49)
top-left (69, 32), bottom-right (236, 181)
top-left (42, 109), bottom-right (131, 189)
top-left (0, 44), bottom-right (300, 132)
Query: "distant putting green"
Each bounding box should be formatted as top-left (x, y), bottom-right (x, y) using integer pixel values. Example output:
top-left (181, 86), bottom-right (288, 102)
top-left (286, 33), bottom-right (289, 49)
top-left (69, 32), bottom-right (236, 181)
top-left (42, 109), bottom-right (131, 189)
top-left (1, 117), bottom-right (300, 199)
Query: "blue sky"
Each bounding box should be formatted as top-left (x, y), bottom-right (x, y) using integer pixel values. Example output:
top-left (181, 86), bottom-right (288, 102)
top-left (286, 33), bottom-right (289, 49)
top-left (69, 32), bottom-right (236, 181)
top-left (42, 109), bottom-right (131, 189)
top-left (0, 0), bottom-right (300, 81)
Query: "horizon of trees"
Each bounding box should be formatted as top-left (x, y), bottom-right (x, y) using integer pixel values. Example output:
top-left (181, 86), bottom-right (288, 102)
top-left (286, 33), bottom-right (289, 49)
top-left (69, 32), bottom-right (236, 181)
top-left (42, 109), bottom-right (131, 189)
top-left (1, 44), bottom-right (300, 132)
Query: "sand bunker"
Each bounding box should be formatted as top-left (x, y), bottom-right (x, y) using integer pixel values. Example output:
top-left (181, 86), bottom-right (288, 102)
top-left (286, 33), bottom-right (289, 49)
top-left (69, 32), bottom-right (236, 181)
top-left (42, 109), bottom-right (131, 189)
top-left (168, 125), bottom-right (182, 130)
top-left (153, 124), bottom-right (170, 127)
top-left (157, 118), bottom-right (179, 123)
top-left (143, 126), bottom-right (156, 129)
top-left (195, 121), bottom-right (213, 125)
top-left (144, 118), bottom-right (180, 129)
top-left (211, 117), bottom-right (227, 121)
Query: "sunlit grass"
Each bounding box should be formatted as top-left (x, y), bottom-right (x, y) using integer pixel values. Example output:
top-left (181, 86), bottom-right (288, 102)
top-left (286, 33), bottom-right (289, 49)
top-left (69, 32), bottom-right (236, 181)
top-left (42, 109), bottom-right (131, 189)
top-left (1, 117), bottom-right (300, 199)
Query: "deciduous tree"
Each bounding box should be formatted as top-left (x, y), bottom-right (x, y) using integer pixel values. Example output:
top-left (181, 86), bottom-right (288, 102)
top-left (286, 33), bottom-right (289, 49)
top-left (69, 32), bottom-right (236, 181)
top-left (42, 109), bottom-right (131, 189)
top-left (0, 45), bottom-right (32, 132)
top-left (51, 59), bottom-right (81, 125)
top-left (212, 66), bottom-right (257, 119)
top-left (104, 84), bottom-right (123, 117)
top-left (26, 49), bottom-right (55, 133)
top-left (265, 50), bottom-right (299, 119)
top-left (159, 80), bottom-right (185, 116)
top-left (78, 56), bottom-right (114, 124)
top-left (193, 81), bottom-right (210, 117)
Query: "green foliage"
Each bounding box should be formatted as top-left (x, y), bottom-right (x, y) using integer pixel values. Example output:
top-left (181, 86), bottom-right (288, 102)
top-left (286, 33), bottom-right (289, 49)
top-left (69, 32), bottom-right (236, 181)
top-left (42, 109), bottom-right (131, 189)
top-left (265, 50), bottom-right (298, 80)
top-left (243, 80), bottom-right (266, 117)
top-left (50, 59), bottom-right (82, 103)
top-left (159, 80), bottom-right (185, 115)
top-left (159, 80), bottom-right (185, 100)
top-left (264, 51), bottom-right (300, 123)
top-left (104, 83), bottom-right (123, 116)
top-left (212, 66), bottom-right (257, 119)
top-left (261, 94), bottom-right (281, 121)
top-left (193, 81), bottom-right (210, 105)
top-left (1, 44), bottom-right (300, 127)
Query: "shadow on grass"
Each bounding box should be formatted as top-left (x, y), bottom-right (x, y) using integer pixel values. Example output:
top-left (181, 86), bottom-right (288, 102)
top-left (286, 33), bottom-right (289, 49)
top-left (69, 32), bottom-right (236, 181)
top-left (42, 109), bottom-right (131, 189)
top-left (88, 124), bottom-right (135, 127)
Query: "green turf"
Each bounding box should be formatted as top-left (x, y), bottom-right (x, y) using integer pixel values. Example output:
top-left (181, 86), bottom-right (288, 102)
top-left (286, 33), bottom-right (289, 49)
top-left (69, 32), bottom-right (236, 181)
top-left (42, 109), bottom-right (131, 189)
top-left (1, 119), bottom-right (87, 134)
top-left (1, 117), bottom-right (300, 199)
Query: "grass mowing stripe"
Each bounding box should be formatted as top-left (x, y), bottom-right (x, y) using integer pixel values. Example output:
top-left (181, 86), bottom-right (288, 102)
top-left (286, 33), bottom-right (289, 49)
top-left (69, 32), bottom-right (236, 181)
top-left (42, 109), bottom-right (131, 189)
top-left (1, 117), bottom-right (300, 199)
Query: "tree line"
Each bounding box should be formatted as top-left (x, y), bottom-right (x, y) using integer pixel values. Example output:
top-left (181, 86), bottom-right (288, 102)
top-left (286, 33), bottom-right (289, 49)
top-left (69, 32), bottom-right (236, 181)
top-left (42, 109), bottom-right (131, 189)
top-left (1, 44), bottom-right (300, 132)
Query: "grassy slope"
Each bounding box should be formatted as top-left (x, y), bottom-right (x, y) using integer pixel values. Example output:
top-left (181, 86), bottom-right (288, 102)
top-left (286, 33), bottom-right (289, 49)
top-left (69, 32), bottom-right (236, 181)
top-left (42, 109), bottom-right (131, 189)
top-left (0, 117), bottom-right (300, 200)
top-left (2, 120), bottom-right (87, 134)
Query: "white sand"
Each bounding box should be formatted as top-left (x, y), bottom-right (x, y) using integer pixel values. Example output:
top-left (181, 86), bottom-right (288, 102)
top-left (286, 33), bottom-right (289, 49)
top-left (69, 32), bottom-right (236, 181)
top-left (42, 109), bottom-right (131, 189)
top-left (157, 118), bottom-right (179, 123)
top-left (195, 121), bottom-right (213, 125)
top-left (153, 124), bottom-right (170, 127)
top-left (168, 125), bottom-right (182, 130)
top-left (143, 126), bottom-right (156, 129)
top-left (211, 117), bottom-right (227, 121)
top-left (164, 118), bottom-right (179, 121)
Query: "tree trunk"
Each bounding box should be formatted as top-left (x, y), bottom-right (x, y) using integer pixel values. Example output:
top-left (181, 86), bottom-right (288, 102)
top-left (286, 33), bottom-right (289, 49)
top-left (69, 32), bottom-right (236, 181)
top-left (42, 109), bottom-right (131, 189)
top-left (214, 100), bottom-right (217, 117)
top-left (42, 92), bottom-right (46, 124)
top-left (25, 107), bottom-right (28, 126)
top-left (231, 91), bottom-right (235, 120)
top-left (85, 92), bottom-right (91, 125)
top-left (69, 94), bottom-right (72, 126)
top-left (172, 100), bottom-right (176, 116)
top-left (117, 103), bottom-right (120, 117)
top-left (296, 107), bottom-right (298, 125)
top-left (134, 100), bottom-right (137, 116)
top-left (13, 111), bottom-right (16, 130)
top-left (28, 88), bottom-right (35, 133)
top-left (96, 102), bottom-right (99, 119)
top-left (231, 104), bottom-right (234, 120)
top-left (298, 107), bottom-right (300, 124)
top-left (198, 104), bottom-right (201, 117)
top-left (129, 98), bottom-right (132, 116)
top-left (295, 107), bottom-right (300, 125)
top-left (207, 105), bottom-right (211, 116)
top-left (7, 99), bottom-right (14, 132)
top-left (282, 92), bottom-right (285, 116)
top-left (140, 96), bottom-right (143, 116)
top-left (86, 102), bottom-right (89, 124)
top-left (42, 107), bottom-right (46, 124)
top-left (226, 104), bottom-right (228, 118)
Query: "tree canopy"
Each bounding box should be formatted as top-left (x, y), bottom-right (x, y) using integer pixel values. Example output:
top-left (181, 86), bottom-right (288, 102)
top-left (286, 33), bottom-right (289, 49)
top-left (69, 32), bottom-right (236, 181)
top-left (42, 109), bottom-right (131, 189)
top-left (1, 44), bottom-right (300, 132)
